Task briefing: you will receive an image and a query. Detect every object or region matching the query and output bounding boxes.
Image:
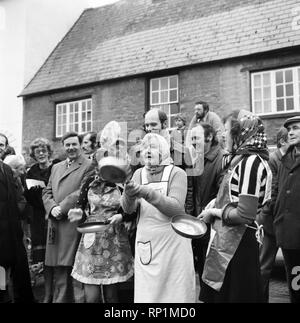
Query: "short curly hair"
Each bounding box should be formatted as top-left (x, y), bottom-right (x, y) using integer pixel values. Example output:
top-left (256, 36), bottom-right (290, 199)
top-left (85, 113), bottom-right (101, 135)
top-left (29, 137), bottom-right (53, 159)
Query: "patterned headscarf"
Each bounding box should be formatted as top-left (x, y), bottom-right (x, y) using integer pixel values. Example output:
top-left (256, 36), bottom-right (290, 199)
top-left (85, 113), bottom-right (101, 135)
top-left (222, 110), bottom-right (269, 169)
top-left (235, 110), bottom-right (268, 156)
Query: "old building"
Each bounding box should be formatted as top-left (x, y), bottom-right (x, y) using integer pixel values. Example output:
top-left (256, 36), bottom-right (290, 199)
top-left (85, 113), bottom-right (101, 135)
top-left (20, 0), bottom-right (300, 156)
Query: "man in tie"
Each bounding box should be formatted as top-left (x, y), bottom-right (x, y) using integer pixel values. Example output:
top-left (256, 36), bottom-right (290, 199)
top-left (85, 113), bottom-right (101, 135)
top-left (43, 132), bottom-right (92, 303)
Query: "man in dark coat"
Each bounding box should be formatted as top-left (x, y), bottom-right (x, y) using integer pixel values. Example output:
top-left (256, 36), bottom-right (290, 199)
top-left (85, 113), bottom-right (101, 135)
top-left (258, 127), bottom-right (289, 302)
top-left (0, 160), bottom-right (34, 303)
top-left (42, 132), bottom-right (92, 303)
top-left (188, 101), bottom-right (225, 146)
top-left (185, 123), bottom-right (224, 299)
top-left (272, 116), bottom-right (300, 303)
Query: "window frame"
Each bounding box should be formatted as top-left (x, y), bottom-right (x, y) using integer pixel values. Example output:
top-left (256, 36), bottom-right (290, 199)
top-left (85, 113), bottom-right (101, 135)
top-left (55, 97), bottom-right (92, 138)
top-left (251, 65), bottom-right (300, 116)
top-left (149, 74), bottom-right (179, 130)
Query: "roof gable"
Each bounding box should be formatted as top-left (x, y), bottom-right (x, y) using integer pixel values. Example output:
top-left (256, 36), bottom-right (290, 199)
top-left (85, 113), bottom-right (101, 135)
top-left (21, 0), bottom-right (300, 96)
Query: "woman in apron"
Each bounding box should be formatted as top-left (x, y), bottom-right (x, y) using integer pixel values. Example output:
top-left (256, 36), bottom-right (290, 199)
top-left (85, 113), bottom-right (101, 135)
top-left (198, 109), bottom-right (272, 303)
top-left (122, 133), bottom-right (196, 303)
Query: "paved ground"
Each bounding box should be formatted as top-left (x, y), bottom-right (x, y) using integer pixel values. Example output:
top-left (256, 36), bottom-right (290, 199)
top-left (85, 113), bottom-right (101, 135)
top-left (32, 267), bottom-right (290, 303)
top-left (269, 267), bottom-right (290, 303)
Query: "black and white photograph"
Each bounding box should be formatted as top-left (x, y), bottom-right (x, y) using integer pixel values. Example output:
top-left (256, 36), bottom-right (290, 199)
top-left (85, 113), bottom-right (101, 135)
top-left (1, 0), bottom-right (300, 307)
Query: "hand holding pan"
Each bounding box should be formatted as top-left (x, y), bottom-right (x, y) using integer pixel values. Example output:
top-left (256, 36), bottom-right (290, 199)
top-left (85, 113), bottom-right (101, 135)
top-left (171, 213), bottom-right (207, 239)
top-left (77, 219), bottom-right (111, 234)
top-left (98, 156), bottom-right (132, 184)
top-left (69, 207), bottom-right (111, 233)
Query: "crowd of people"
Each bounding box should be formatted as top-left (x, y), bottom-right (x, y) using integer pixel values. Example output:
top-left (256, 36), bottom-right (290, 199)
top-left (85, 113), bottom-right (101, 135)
top-left (0, 100), bottom-right (300, 303)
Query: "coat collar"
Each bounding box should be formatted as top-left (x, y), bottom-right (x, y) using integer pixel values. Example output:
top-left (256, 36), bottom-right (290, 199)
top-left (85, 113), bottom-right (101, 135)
top-left (59, 154), bottom-right (85, 182)
top-left (204, 144), bottom-right (222, 162)
top-left (282, 146), bottom-right (300, 170)
top-left (273, 149), bottom-right (283, 161)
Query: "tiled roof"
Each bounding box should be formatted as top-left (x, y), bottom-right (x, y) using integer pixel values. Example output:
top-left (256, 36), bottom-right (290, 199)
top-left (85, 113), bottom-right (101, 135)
top-left (21, 0), bottom-right (300, 96)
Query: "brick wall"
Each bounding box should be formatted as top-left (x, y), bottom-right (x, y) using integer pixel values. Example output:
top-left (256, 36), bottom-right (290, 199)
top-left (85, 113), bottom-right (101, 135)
top-left (22, 48), bottom-right (300, 159)
top-left (178, 49), bottom-right (300, 146)
top-left (179, 61), bottom-right (250, 122)
top-left (22, 78), bottom-right (146, 160)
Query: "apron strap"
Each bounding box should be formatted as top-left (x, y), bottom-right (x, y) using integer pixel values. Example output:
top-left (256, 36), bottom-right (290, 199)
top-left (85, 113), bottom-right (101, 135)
top-left (161, 165), bottom-right (174, 182)
top-left (141, 167), bottom-right (148, 185)
top-left (141, 165), bottom-right (174, 185)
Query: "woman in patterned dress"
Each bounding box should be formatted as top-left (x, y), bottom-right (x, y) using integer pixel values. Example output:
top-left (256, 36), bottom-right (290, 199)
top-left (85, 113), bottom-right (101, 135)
top-left (68, 122), bottom-right (134, 303)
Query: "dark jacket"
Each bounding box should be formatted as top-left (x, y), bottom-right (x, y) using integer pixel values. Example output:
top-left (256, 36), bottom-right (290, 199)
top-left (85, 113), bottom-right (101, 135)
top-left (273, 147), bottom-right (300, 249)
top-left (0, 161), bottom-right (24, 267)
top-left (185, 144), bottom-right (224, 217)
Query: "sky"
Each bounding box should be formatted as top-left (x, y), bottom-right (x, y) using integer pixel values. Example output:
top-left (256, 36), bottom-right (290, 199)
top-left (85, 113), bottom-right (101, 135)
top-left (0, 0), bottom-right (119, 153)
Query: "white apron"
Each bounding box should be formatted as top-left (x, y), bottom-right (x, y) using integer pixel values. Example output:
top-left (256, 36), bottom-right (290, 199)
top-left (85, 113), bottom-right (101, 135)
top-left (134, 165), bottom-right (196, 303)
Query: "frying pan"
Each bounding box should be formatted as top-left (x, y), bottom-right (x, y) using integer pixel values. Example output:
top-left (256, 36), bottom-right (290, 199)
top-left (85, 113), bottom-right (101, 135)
top-left (77, 220), bottom-right (110, 234)
top-left (171, 213), bottom-right (207, 239)
top-left (98, 156), bottom-right (132, 184)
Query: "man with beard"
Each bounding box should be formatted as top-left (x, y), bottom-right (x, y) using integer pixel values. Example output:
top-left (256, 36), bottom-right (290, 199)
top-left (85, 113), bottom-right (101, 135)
top-left (42, 132), bottom-right (92, 303)
top-left (188, 101), bottom-right (224, 146)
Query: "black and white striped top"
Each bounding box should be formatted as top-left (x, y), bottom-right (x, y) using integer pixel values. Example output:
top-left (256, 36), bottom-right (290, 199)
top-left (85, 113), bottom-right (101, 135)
top-left (229, 154), bottom-right (271, 215)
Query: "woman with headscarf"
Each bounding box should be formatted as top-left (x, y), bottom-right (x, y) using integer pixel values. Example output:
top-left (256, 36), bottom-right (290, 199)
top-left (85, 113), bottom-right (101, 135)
top-left (198, 109), bottom-right (272, 303)
top-left (68, 121), bottom-right (134, 303)
top-left (122, 133), bottom-right (196, 303)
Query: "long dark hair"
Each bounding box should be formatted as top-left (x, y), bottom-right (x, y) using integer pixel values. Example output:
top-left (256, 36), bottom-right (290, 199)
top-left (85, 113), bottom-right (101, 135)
top-left (223, 110), bottom-right (241, 152)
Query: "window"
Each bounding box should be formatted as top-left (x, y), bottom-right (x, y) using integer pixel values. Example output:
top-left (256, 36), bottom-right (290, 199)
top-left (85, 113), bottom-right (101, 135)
top-left (251, 66), bottom-right (300, 115)
top-left (56, 98), bottom-right (92, 137)
top-left (150, 75), bottom-right (179, 129)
